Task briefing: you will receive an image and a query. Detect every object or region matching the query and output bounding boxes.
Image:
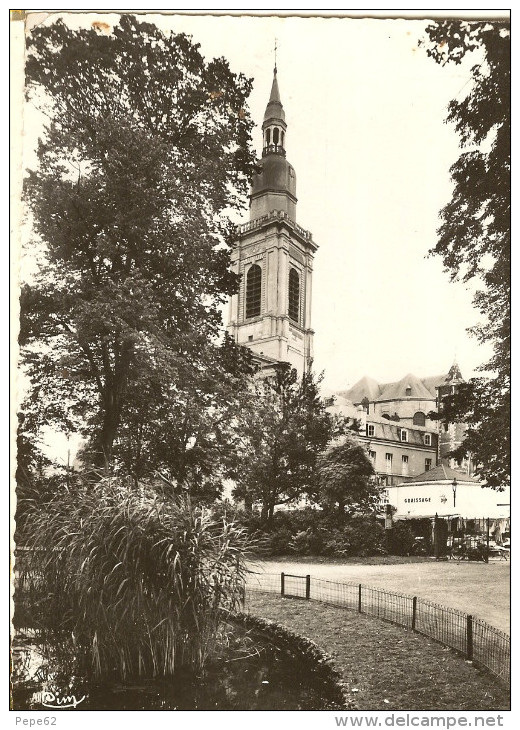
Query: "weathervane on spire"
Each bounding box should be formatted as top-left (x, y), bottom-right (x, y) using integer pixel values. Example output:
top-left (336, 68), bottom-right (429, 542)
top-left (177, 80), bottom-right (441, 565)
top-left (274, 38), bottom-right (278, 73)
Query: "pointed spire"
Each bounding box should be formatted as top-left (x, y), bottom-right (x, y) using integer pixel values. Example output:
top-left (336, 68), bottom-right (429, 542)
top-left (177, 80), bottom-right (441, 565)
top-left (264, 65), bottom-right (284, 122)
top-left (268, 66), bottom-right (281, 105)
top-left (261, 62), bottom-right (287, 157)
top-left (446, 362), bottom-right (463, 383)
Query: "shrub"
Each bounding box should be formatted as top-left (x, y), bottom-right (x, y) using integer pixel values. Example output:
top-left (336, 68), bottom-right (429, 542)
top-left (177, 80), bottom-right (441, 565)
top-left (234, 507), bottom-right (388, 558)
top-left (388, 522), bottom-right (417, 555)
top-left (344, 516), bottom-right (387, 556)
top-left (17, 478), bottom-right (250, 679)
top-left (289, 528), bottom-right (324, 556)
top-left (322, 516), bottom-right (387, 557)
top-left (321, 528), bottom-right (352, 557)
top-left (268, 526), bottom-right (294, 555)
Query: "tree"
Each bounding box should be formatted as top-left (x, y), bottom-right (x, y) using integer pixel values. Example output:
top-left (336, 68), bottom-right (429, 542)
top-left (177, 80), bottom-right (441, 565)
top-left (111, 334), bottom-right (256, 502)
top-left (20, 15), bottom-right (255, 469)
top-left (233, 365), bottom-right (355, 521)
top-left (316, 436), bottom-right (377, 517)
top-left (422, 21), bottom-right (510, 489)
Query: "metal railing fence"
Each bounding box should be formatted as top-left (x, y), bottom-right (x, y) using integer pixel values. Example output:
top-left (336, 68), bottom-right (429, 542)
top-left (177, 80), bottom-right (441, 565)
top-left (13, 552), bottom-right (510, 687)
top-left (245, 571), bottom-right (510, 687)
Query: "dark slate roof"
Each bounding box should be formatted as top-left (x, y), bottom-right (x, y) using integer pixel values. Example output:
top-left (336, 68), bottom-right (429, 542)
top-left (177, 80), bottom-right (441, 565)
top-left (421, 374), bottom-right (450, 396)
top-left (363, 418), bottom-right (436, 445)
top-left (367, 414), bottom-right (431, 432)
top-left (407, 463), bottom-right (480, 484)
top-left (339, 375), bottom-right (381, 403)
top-left (377, 373), bottom-right (434, 401)
top-left (337, 368), bottom-right (464, 404)
top-left (446, 362), bottom-right (463, 383)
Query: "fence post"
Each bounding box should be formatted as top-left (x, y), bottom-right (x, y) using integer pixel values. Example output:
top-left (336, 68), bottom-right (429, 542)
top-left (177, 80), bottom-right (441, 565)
top-left (466, 615), bottom-right (473, 660)
top-left (305, 574), bottom-right (311, 600)
top-left (358, 584), bottom-right (362, 613)
top-left (486, 517), bottom-right (490, 564)
top-left (281, 572), bottom-right (285, 597)
top-left (412, 596), bottom-right (417, 631)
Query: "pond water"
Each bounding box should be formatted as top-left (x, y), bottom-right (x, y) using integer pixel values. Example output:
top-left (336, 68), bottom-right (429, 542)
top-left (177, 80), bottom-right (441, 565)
top-left (11, 628), bottom-right (344, 711)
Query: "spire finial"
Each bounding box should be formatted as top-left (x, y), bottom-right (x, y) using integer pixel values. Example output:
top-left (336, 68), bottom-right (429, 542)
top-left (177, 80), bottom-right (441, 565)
top-left (274, 38), bottom-right (278, 73)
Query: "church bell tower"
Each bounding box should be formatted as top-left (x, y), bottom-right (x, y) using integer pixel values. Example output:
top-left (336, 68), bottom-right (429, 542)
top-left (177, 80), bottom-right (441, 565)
top-left (227, 66), bottom-right (317, 376)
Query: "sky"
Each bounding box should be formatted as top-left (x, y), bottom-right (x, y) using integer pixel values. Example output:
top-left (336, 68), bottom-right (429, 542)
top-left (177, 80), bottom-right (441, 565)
top-left (19, 10), bottom-right (501, 396)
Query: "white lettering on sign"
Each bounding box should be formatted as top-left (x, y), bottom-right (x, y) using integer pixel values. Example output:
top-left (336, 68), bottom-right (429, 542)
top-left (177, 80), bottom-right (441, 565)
top-left (404, 497), bottom-right (431, 503)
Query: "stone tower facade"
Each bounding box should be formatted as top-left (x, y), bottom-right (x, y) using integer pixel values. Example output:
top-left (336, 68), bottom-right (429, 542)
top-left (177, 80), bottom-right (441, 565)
top-left (436, 362), bottom-right (474, 475)
top-left (227, 67), bottom-right (317, 376)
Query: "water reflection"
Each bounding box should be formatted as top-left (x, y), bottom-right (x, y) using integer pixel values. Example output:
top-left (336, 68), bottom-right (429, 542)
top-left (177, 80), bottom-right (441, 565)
top-left (12, 629), bottom-right (342, 710)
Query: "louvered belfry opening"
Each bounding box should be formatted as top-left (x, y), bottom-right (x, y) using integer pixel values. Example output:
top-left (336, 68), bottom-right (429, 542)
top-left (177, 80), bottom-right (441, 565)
top-left (288, 267), bottom-right (300, 323)
top-left (245, 264), bottom-right (262, 319)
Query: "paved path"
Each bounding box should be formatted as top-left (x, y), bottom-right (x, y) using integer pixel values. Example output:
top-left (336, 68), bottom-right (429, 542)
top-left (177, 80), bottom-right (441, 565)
top-left (249, 558), bottom-right (510, 634)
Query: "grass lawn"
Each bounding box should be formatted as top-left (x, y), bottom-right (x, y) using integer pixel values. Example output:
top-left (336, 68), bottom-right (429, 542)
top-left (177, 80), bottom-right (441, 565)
top-left (250, 556), bottom-right (510, 634)
top-left (246, 592), bottom-right (510, 712)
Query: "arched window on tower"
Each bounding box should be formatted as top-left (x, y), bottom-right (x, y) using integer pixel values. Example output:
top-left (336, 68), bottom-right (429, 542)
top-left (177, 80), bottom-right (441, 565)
top-left (288, 268), bottom-right (300, 323)
top-left (265, 128), bottom-right (271, 146)
top-left (281, 130), bottom-right (285, 147)
top-left (273, 127), bottom-right (279, 146)
top-left (245, 264), bottom-right (262, 319)
top-left (413, 411), bottom-right (426, 427)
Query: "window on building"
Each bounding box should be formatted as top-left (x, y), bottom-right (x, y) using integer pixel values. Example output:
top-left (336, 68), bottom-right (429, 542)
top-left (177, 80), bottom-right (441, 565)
top-left (288, 268), bottom-right (300, 323)
top-left (402, 455), bottom-right (409, 475)
top-left (424, 433), bottom-right (432, 446)
top-left (385, 453), bottom-right (392, 473)
top-left (400, 429), bottom-right (408, 442)
top-left (425, 458), bottom-right (432, 472)
top-left (369, 450), bottom-right (376, 463)
top-left (273, 127), bottom-right (279, 146)
top-left (413, 411), bottom-right (426, 427)
top-left (405, 386), bottom-right (412, 396)
top-left (366, 424), bottom-right (375, 437)
top-left (245, 264), bottom-right (261, 319)
top-left (265, 128), bottom-right (271, 146)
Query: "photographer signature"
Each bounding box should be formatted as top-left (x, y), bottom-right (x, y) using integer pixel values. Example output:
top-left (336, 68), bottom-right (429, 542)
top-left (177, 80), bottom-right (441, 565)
top-left (41, 690), bottom-right (85, 709)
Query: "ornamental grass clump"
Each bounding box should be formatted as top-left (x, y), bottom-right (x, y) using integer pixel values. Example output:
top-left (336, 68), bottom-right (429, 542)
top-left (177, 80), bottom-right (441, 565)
top-left (17, 478), bottom-right (250, 679)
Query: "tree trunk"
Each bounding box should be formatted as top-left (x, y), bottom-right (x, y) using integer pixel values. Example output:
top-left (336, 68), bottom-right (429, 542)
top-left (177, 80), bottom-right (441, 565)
top-left (99, 392), bottom-right (121, 473)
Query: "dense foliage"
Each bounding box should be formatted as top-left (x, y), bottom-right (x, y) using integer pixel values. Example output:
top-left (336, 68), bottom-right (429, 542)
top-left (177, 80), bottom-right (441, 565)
top-left (317, 436), bottom-right (377, 516)
top-left (240, 507), bottom-right (387, 558)
top-left (105, 333), bottom-right (256, 501)
top-left (21, 16), bottom-right (255, 469)
top-left (232, 366), bottom-right (357, 521)
top-left (422, 21), bottom-right (510, 489)
top-left (17, 478), bottom-right (250, 678)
